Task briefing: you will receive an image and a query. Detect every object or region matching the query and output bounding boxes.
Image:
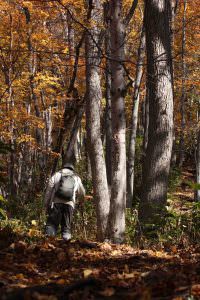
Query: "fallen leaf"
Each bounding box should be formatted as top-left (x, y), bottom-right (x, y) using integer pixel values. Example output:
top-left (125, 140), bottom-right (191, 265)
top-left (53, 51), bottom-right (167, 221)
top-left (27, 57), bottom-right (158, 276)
top-left (123, 273), bottom-right (137, 279)
top-left (192, 284), bottom-right (200, 296)
top-left (111, 250), bottom-right (121, 256)
top-left (83, 269), bottom-right (93, 278)
top-left (15, 273), bottom-right (24, 279)
top-left (57, 279), bottom-right (65, 284)
top-left (31, 220), bottom-right (37, 226)
top-left (100, 243), bottom-right (112, 251)
top-left (57, 252), bottom-right (66, 262)
top-left (99, 287), bottom-right (115, 297)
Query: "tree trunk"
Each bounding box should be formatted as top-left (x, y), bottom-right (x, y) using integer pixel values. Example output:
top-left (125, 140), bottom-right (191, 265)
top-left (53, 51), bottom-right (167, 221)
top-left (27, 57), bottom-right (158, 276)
top-left (63, 103), bottom-right (84, 165)
top-left (85, 0), bottom-right (110, 241)
top-left (7, 14), bottom-right (17, 199)
top-left (138, 0), bottom-right (174, 232)
top-left (127, 26), bottom-right (145, 208)
top-left (142, 88), bottom-right (149, 154)
top-left (195, 128), bottom-right (200, 201)
top-left (108, 0), bottom-right (126, 243)
top-left (104, 2), bottom-right (112, 188)
top-left (179, 0), bottom-right (187, 167)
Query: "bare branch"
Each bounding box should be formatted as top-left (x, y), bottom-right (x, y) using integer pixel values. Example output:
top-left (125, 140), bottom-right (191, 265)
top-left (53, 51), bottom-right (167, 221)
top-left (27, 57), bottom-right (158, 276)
top-left (124, 0), bottom-right (138, 26)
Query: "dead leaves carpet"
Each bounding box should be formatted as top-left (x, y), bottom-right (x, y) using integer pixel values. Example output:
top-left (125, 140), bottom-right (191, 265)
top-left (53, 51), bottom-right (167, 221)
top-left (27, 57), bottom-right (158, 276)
top-left (0, 238), bottom-right (200, 300)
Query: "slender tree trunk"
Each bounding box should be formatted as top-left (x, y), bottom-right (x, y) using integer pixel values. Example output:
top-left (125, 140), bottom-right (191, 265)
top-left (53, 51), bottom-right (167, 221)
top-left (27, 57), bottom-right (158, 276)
top-left (138, 0), bottom-right (174, 231)
top-left (51, 30), bottom-right (84, 174)
top-left (179, 0), bottom-right (187, 167)
top-left (85, 0), bottom-right (110, 241)
top-left (142, 88), bottom-right (149, 153)
top-left (127, 26), bottom-right (145, 208)
top-left (63, 103), bottom-right (84, 165)
top-left (24, 8), bottom-right (42, 146)
top-left (7, 14), bottom-right (16, 199)
top-left (108, 0), bottom-right (126, 243)
top-left (67, 11), bottom-right (75, 60)
top-left (170, 1), bottom-right (179, 166)
top-left (195, 128), bottom-right (200, 201)
top-left (104, 3), bottom-right (112, 188)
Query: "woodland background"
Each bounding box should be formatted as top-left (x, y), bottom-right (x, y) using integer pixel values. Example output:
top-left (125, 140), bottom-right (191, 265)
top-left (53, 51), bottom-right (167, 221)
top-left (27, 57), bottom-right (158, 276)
top-left (0, 1), bottom-right (200, 299)
top-left (0, 0), bottom-right (199, 246)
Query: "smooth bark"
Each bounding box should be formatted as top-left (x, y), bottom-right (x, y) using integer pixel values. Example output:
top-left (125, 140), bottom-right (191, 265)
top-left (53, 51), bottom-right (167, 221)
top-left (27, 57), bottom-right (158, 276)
top-left (108, 0), bottom-right (126, 243)
top-left (127, 26), bottom-right (145, 208)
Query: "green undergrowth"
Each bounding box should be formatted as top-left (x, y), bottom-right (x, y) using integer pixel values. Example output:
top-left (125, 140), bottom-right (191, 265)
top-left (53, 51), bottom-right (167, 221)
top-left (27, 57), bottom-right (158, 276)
top-left (0, 164), bottom-right (200, 248)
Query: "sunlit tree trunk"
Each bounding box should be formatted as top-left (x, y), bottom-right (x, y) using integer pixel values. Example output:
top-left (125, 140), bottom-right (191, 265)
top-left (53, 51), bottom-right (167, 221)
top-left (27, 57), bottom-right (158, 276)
top-left (85, 0), bottom-right (110, 241)
top-left (127, 26), bottom-right (145, 208)
top-left (139, 0), bottom-right (174, 231)
top-left (108, 0), bottom-right (126, 243)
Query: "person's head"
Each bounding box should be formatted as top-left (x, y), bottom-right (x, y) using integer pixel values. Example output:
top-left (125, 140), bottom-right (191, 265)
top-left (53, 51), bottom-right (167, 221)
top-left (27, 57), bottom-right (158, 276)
top-left (62, 163), bottom-right (75, 171)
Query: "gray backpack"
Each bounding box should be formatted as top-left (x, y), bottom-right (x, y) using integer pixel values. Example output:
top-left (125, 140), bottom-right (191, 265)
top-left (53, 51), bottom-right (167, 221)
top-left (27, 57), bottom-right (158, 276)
top-left (55, 173), bottom-right (76, 201)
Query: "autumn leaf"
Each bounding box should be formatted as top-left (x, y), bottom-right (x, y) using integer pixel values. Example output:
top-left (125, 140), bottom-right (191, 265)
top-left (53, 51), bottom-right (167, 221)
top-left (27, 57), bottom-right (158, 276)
top-left (99, 287), bottom-right (115, 297)
top-left (31, 220), bottom-right (37, 226)
top-left (83, 269), bottom-right (93, 278)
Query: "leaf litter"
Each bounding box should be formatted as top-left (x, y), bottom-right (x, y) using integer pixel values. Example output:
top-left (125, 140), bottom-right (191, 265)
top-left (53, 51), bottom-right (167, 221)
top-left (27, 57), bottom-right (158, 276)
top-left (0, 237), bottom-right (200, 299)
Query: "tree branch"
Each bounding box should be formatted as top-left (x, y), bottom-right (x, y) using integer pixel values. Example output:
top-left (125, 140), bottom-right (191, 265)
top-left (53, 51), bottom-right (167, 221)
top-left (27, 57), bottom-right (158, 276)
top-left (124, 0), bottom-right (138, 26)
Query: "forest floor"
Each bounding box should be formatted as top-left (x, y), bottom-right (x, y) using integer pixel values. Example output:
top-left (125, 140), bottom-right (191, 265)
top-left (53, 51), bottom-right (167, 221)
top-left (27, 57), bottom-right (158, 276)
top-left (0, 166), bottom-right (200, 300)
top-left (0, 237), bottom-right (200, 300)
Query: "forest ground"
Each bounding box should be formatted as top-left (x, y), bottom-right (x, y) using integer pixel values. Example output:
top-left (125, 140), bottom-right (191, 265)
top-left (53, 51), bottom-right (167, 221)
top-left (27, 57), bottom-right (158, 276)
top-left (0, 167), bottom-right (200, 300)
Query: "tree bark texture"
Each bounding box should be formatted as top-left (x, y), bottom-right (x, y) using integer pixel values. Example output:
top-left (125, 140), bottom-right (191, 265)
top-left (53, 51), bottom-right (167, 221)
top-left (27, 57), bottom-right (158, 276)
top-left (179, 0), bottom-right (187, 167)
top-left (85, 0), bottom-right (110, 241)
top-left (104, 2), bottom-right (112, 188)
top-left (108, 0), bottom-right (126, 243)
top-left (127, 26), bottom-right (145, 208)
top-left (139, 0), bottom-right (174, 229)
top-left (63, 103), bottom-right (84, 165)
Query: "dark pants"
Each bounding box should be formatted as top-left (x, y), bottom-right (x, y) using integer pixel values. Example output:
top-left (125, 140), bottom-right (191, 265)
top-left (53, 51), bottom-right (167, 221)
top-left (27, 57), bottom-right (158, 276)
top-left (45, 203), bottom-right (73, 238)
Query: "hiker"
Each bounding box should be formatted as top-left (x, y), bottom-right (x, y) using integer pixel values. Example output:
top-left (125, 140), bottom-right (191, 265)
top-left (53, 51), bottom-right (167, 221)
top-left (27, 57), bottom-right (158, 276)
top-left (44, 163), bottom-right (85, 241)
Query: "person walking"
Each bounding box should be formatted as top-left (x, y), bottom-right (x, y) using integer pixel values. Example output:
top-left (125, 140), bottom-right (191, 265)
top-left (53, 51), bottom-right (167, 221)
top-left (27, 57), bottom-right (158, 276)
top-left (44, 163), bottom-right (85, 241)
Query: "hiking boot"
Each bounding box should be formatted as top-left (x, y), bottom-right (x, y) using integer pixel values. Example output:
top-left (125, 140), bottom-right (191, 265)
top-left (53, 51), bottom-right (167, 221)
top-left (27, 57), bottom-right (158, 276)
top-left (45, 225), bottom-right (56, 237)
top-left (62, 231), bottom-right (72, 241)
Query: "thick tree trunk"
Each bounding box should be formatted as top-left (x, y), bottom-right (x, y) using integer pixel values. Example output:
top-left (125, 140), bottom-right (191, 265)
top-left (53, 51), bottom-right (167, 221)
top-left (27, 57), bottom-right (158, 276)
top-left (85, 0), bottom-right (110, 241)
top-left (139, 0), bottom-right (174, 231)
top-left (108, 0), bottom-right (126, 243)
top-left (127, 26), bottom-right (145, 208)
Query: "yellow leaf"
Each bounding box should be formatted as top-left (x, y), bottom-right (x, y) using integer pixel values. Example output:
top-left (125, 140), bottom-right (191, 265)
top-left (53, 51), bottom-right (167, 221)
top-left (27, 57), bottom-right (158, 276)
top-left (28, 229), bottom-right (40, 237)
top-left (123, 273), bottom-right (136, 279)
top-left (83, 269), bottom-right (93, 278)
top-left (31, 220), bottom-right (37, 226)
